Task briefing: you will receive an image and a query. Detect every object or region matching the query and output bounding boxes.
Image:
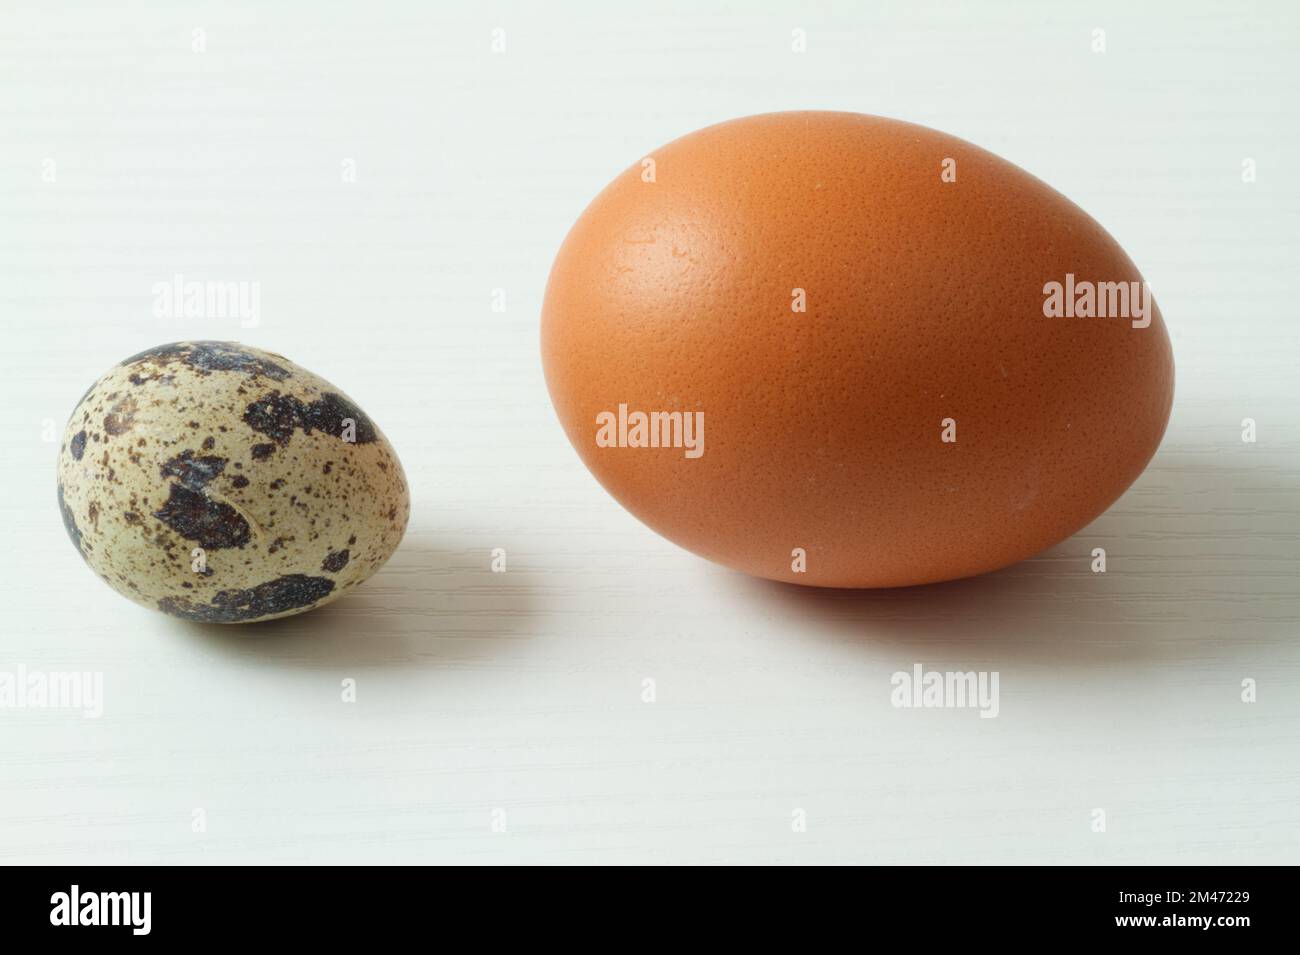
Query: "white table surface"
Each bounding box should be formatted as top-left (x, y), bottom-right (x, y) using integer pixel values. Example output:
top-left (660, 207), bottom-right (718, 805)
top-left (2, 0), bottom-right (1297, 864)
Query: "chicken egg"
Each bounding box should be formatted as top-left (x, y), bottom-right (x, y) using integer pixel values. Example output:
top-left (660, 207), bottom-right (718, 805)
top-left (541, 111), bottom-right (1174, 587)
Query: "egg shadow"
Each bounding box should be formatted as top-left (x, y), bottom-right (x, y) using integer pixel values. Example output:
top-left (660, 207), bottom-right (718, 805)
top-left (173, 531), bottom-right (538, 668)
top-left (721, 450), bottom-right (1300, 667)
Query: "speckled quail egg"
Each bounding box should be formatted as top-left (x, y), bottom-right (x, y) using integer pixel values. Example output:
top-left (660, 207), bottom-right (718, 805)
top-left (56, 341), bottom-right (410, 623)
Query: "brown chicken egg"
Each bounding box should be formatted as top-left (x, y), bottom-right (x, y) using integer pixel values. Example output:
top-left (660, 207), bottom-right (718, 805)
top-left (541, 111), bottom-right (1174, 588)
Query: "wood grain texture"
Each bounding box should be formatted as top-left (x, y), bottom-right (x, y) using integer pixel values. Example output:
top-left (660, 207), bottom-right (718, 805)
top-left (1, 0), bottom-right (1297, 864)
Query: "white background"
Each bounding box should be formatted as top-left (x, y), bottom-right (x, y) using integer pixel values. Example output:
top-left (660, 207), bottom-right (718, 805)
top-left (2, 0), bottom-right (1297, 864)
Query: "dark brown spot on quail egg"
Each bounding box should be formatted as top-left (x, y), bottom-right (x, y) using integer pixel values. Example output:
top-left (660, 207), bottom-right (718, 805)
top-left (57, 483), bottom-right (84, 556)
top-left (153, 483), bottom-right (252, 549)
top-left (322, 548), bottom-right (350, 573)
top-left (243, 391), bottom-right (377, 446)
top-left (160, 450), bottom-right (227, 490)
top-left (56, 341), bottom-right (409, 623)
top-left (122, 341), bottom-right (292, 381)
top-left (157, 574), bottom-right (336, 623)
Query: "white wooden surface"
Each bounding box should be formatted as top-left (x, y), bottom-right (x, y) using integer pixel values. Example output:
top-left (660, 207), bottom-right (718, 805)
top-left (1, 0), bottom-right (1297, 864)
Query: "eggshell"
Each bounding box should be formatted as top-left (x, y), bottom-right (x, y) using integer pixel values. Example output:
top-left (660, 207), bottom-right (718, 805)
top-left (541, 112), bottom-right (1174, 588)
top-left (57, 341), bottom-right (410, 621)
